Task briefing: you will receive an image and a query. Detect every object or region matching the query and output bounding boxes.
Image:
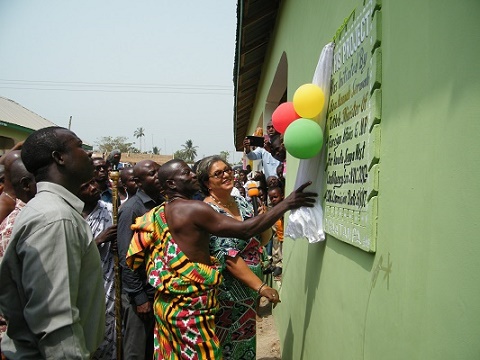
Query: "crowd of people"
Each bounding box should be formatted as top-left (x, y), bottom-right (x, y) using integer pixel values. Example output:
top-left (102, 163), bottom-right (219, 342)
top-left (0, 125), bottom-right (316, 359)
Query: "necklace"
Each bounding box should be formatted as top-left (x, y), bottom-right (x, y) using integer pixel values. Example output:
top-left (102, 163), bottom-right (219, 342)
top-left (3, 192), bottom-right (16, 202)
top-left (210, 194), bottom-right (235, 209)
top-left (167, 196), bottom-right (187, 204)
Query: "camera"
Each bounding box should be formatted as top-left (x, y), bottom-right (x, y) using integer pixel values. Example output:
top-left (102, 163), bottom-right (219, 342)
top-left (246, 136), bottom-right (265, 147)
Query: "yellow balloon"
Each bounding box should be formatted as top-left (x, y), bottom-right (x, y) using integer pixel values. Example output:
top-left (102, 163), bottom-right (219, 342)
top-left (293, 83), bottom-right (325, 119)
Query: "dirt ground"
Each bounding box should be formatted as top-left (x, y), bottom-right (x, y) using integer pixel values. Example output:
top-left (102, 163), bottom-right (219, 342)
top-left (256, 296), bottom-right (282, 360)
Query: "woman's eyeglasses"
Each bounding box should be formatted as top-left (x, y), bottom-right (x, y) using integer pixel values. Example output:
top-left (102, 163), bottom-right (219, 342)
top-left (209, 168), bottom-right (233, 179)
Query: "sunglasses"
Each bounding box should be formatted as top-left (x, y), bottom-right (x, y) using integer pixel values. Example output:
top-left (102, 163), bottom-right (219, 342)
top-left (209, 167), bottom-right (233, 179)
top-left (94, 165), bottom-right (108, 171)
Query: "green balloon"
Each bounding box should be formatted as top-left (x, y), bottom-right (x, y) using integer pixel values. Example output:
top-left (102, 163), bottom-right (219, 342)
top-left (284, 119), bottom-right (324, 159)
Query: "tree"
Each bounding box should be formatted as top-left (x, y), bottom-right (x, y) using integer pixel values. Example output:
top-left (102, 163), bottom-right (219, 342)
top-left (180, 139), bottom-right (198, 163)
top-left (134, 127), bottom-right (145, 152)
top-left (173, 150), bottom-right (187, 161)
top-left (219, 151), bottom-right (230, 162)
top-left (152, 146), bottom-right (160, 155)
top-left (95, 136), bottom-right (135, 154)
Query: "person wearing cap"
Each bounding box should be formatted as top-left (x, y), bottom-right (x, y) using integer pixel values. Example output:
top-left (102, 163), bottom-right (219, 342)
top-left (107, 149), bottom-right (122, 170)
top-left (243, 121), bottom-right (281, 179)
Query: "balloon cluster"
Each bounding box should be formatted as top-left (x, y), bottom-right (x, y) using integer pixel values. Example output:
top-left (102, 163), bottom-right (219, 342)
top-left (272, 83), bottom-right (325, 159)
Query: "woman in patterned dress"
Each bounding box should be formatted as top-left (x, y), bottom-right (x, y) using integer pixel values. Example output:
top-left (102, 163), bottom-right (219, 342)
top-left (196, 156), bottom-right (280, 360)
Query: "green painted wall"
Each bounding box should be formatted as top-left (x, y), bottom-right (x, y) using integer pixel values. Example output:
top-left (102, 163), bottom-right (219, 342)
top-left (0, 127), bottom-right (26, 154)
top-left (249, 0), bottom-right (480, 358)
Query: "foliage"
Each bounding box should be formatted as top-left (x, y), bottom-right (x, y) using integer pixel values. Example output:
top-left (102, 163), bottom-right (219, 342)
top-left (134, 127), bottom-right (145, 139)
top-left (219, 151), bottom-right (230, 162)
top-left (152, 146), bottom-right (160, 155)
top-left (173, 143), bottom-right (234, 164)
top-left (173, 150), bottom-right (187, 161)
top-left (95, 136), bottom-right (135, 153)
top-left (134, 127), bottom-right (145, 152)
top-left (179, 139), bottom-right (198, 163)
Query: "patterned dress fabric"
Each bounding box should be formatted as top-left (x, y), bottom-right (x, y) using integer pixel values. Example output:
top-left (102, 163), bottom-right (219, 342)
top-left (0, 199), bottom-right (25, 259)
top-left (0, 199), bottom-right (25, 343)
top-left (127, 205), bottom-right (223, 360)
top-left (86, 200), bottom-right (117, 360)
top-left (208, 196), bottom-right (263, 360)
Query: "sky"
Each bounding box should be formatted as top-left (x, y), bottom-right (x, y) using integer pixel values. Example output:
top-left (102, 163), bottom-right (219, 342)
top-left (0, 1), bottom-right (244, 163)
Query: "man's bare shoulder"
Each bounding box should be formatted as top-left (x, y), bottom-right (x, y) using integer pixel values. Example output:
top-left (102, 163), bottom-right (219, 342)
top-left (168, 199), bottom-right (220, 230)
top-left (169, 199), bottom-right (212, 215)
top-left (166, 199), bottom-right (215, 235)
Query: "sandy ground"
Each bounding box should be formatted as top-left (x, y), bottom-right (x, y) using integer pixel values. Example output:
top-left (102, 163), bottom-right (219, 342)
top-left (256, 296), bottom-right (282, 360)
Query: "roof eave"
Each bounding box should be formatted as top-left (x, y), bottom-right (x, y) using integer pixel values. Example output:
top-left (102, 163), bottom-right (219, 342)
top-left (233, 0), bottom-right (281, 151)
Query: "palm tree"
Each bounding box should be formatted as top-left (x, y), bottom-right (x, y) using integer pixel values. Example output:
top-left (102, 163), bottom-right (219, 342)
top-left (134, 127), bottom-right (145, 152)
top-left (181, 139), bottom-right (198, 163)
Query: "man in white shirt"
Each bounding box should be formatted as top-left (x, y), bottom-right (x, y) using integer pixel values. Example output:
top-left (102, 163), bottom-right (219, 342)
top-left (243, 120), bottom-right (283, 179)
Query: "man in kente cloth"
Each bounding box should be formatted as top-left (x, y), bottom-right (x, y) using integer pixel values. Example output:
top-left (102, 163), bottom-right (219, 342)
top-left (126, 159), bottom-right (317, 359)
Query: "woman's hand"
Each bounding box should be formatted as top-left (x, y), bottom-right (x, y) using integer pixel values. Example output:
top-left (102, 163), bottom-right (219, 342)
top-left (259, 285), bottom-right (281, 305)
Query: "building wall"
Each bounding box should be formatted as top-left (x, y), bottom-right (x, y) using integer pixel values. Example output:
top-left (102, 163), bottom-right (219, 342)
top-left (248, 0), bottom-right (480, 358)
top-left (0, 127), bottom-right (27, 155)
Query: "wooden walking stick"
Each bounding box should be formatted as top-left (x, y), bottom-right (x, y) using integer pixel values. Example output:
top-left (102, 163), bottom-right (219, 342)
top-left (110, 167), bottom-right (123, 360)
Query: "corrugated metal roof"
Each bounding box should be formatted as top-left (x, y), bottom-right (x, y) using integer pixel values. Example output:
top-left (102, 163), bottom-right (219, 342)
top-left (0, 96), bottom-right (57, 132)
top-left (233, 0), bottom-right (281, 150)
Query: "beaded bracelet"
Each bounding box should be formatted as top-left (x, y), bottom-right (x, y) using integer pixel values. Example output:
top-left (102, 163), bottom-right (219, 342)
top-left (257, 282), bottom-right (267, 294)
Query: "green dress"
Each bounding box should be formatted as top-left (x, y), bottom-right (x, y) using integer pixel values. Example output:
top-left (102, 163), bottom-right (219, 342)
top-left (208, 196), bottom-right (263, 360)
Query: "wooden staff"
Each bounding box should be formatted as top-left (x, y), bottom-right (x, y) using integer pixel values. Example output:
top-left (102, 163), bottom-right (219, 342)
top-left (110, 168), bottom-right (123, 360)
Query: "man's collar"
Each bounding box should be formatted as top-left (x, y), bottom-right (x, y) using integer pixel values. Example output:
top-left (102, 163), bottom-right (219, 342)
top-left (36, 182), bottom-right (85, 214)
top-left (136, 189), bottom-right (160, 204)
